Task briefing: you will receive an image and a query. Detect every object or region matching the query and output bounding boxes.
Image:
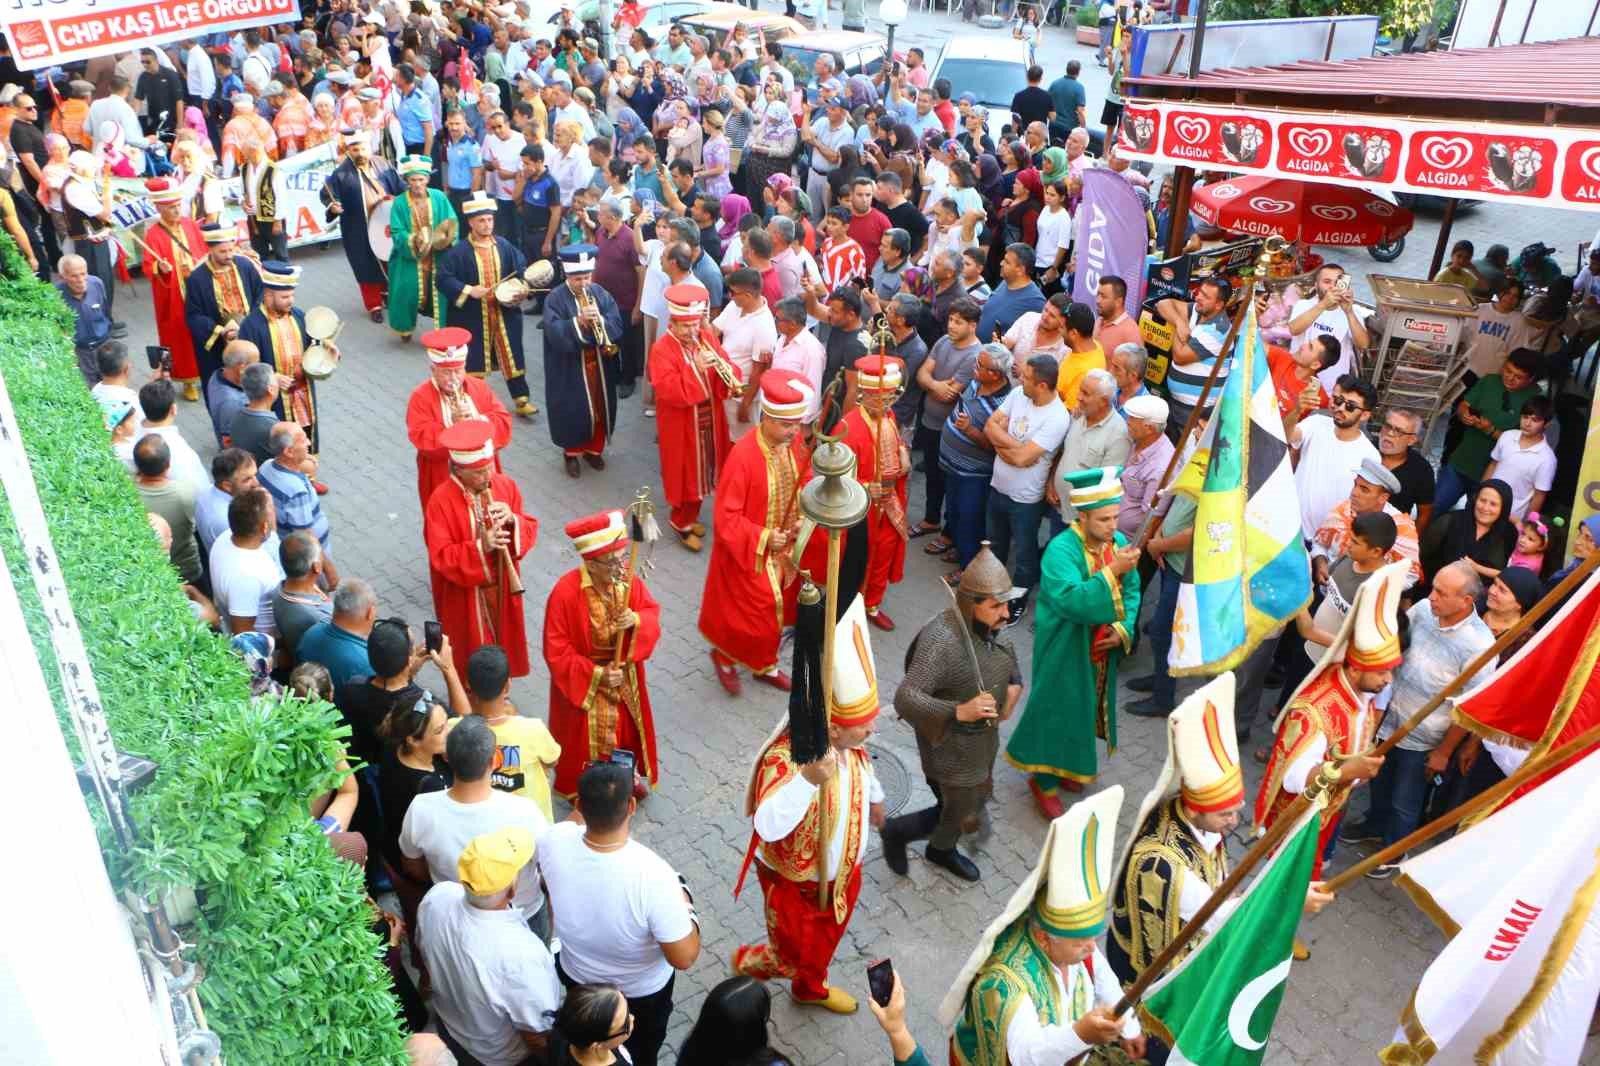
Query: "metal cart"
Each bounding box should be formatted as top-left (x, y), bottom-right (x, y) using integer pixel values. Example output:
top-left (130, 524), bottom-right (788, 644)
top-left (1364, 274), bottom-right (1479, 438)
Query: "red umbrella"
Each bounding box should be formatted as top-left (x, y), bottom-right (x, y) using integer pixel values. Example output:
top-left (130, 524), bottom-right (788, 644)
top-left (1190, 176), bottom-right (1414, 246)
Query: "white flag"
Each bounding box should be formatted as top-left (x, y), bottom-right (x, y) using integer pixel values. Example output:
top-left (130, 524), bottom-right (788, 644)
top-left (1383, 748), bottom-right (1600, 1065)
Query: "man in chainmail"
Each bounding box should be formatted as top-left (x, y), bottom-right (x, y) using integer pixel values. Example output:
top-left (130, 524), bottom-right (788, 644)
top-left (883, 543), bottom-right (1024, 882)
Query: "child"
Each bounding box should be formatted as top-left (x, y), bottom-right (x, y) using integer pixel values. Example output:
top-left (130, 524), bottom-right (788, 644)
top-left (1481, 395), bottom-right (1557, 521)
top-left (1293, 510), bottom-right (1398, 696)
top-left (1509, 511), bottom-right (1553, 577)
top-left (562, 184), bottom-right (599, 246)
top-left (466, 644), bottom-right (561, 822)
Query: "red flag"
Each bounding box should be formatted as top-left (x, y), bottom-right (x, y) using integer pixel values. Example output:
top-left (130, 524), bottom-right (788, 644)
top-left (1454, 573), bottom-right (1600, 801)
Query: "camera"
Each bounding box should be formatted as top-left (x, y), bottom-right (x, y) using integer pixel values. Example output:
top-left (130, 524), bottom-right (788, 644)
top-left (146, 345), bottom-right (172, 373)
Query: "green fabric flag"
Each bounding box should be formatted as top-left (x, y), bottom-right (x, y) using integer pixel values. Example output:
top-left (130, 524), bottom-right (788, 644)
top-left (1140, 804), bottom-right (1322, 1065)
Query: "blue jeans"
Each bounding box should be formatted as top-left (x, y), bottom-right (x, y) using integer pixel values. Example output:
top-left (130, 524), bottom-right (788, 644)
top-left (986, 489), bottom-right (1047, 592)
top-left (1364, 745), bottom-right (1430, 848)
top-left (1432, 463), bottom-right (1478, 515)
top-left (944, 471), bottom-right (991, 567)
top-left (1147, 566), bottom-right (1183, 708)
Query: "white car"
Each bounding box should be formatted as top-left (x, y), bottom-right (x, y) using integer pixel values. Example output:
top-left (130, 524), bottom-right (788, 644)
top-left (928, 36), bottom-right (1032, 148)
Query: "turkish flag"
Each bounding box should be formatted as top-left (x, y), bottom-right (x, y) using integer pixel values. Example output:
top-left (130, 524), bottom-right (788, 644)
top-left (1454, 571), bottom-right (1600, 800)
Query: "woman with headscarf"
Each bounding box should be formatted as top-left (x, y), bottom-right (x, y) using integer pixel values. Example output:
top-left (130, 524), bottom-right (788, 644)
top-left (653, 70), bottom-right (690, 136)
top-left (1039, 145), bottom-right (1069, 187)
top-left (958, 106), bottom-right (994, 160)
top-left (1418, 479), bottom-right (1519, 592)
top-left (718, 192), bottom-right (753, 246)
top-left (665, 99), bottom-right (703, 168)
top-left (845, 74), bottom-right (879, 113)
top-left (866, 121), bottom-right (920, 207)
top-left (984, 164), bottom-right (1041, 283)
top-left (744, 79), bottom-right (798, 194)
top-left (1545, 513), bottom-right (1600, 598)
top-left (692, 71), bottom-right (721, 116)
top-left (778, 186), bottom-right (817, 254)
top-left (612, 106), bottom-right (646, 164)
top-left (1433, 564), bottom-right (1544, 812)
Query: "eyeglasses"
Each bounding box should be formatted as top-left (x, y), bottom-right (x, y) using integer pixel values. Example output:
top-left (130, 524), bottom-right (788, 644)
top-left (1379, 423), bottom-right (1415, 436)
top-left (606, 1013), bottom-right (636, 1040)
top-left (1333, 398), bottom-right (1366, 413)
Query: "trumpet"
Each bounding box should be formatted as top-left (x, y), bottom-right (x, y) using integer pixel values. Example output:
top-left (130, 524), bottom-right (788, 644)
top-left (576, 282), bottom-right (619, 355)
top-left (697, 337), bottom-right (742, 391)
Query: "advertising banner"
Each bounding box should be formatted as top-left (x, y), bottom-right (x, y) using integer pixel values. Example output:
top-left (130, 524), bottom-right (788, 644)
top-left (1117, 99), bottom-right (1600, 213)
top-left (1072, 167), bottom-right (1152, 313)
top-left (2, 0), bottom-right (300, 72)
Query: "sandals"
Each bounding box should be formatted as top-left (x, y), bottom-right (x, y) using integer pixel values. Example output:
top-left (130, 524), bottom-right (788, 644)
top-left (923, 537), bottom-right (954, 555)
top-left (909, 523), bottom-right (941, 540)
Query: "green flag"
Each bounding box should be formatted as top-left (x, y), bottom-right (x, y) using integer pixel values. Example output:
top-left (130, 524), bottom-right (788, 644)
top-left (1140, 803), bottom-right (1322, 1065)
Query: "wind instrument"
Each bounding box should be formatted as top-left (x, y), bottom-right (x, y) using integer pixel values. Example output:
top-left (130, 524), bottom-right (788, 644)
top-left (474, 487), bottom-right (526, 597)
top-left (576, 282), bottom-right (619, 355)
top-left (695, 334), bottom-right (742, 391)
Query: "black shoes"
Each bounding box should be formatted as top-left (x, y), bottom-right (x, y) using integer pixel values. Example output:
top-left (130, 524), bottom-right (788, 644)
top-left (618, 381), bottom-right (635, 399)
top-left (1127, 696), bottom-right (1175, 719)
top-left (1127, 674), bottom-right (1156, 693)
top-left (926, 845), bottom-right (980, 882)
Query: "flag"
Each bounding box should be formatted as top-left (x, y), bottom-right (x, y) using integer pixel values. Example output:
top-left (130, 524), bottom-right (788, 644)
top-left (1452, 570), bottom-right (1600, 806)
top-left (1168, 297), bottom-right (1311, 675)
top-left (1383, 748), bottom-right (1600, 1065)
top-left (1140, 802), bottom-right (1321, 1064)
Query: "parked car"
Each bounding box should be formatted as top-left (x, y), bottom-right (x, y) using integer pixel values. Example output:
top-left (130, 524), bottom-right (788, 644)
top-left (928, 36), bottom-right (1031, 146)
top-left (776, 29), bottom-right (897, 81)
top-left (674, 4), bottom-right (807, 51)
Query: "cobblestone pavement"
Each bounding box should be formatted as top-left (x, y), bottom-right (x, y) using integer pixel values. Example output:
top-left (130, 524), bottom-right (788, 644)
top-left (103, 11), bottom-right (1600, 1063)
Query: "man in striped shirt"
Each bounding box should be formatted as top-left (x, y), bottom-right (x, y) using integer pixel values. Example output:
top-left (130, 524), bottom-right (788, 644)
top-left (1154, 276), bottom-right (1232, 443)
top-left (257, 421), bottom-right (341, 587)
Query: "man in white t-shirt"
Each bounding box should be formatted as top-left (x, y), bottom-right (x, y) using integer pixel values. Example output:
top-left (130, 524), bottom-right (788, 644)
top-left (985, 353), bottom-right (1072, 624)
top-left (480, 110), bottom-right (528, 236)
top-left (1482, 395), bottom-right (1557, 521)
top-left (1463, 278), bottom-right (1536, 379)
top-left (209, 487), bottom-right (286, 635)
top-left (712, 269), bottom-right (779, 438)
top-left (1288, 375), bottom-right (1380, 542)
top-left (1289, 264), bottom-right (1370, 393)
top-left (401, 717), bottom-right (551, 928)
top-left (537, 760), bottom-right (699, 1066)
top-left (418, 827), bottom-right (561, 1066)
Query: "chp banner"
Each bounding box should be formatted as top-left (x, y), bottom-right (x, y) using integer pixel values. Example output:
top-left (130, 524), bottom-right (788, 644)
top-left (2, 0), bottom-right (300, 71)
top-left (1117, 99), bottom-right (1600, 213)
top-left (1073, 167), bottom-right (1151, 313)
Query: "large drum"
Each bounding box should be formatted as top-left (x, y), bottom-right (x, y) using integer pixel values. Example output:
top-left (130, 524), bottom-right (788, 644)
top-left (367, 199), bottom-right (394, 262)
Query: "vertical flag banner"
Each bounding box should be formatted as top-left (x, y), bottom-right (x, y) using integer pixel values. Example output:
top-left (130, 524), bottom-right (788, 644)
top-left (1168, 298), bottom-right (1311, 675)
top-left (1073, 168), bottom-right (1151, 313)
top-left (1141, 802), bottom-right (1322, 1064)
top-left (1383, 749), bottom-right (1600, 1065)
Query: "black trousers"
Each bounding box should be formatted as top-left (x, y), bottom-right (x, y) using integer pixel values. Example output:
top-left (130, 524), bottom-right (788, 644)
top-left (494, 198), bottom-right (519, 244)
top-left (618, 318), bottom-right (645, 386)
top-left (556, 957), bottom-right (675, 1066)
top-left (916, 424), bottom-right (946, 528)
top-left (884, 779), bottom-right (987, 851)
top-left (248, 218), bottom-right (288, 262)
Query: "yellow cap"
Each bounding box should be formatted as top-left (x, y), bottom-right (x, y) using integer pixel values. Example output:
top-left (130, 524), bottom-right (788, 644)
top-left (457, 827), bottom-right (535, 896)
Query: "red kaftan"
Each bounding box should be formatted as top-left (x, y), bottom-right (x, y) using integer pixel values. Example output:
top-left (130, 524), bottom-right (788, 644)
top-left (1254, 665), bottom-right (1376, 879)
top-left (424, 473), bottom-right (538, 678)
top-left (647, 327), bottom-right (739, 530)
top-left (697, 430), bottom-right (811, 672)
top-left (543, 566), bottom-right (663, 799)
top-left (404, 377), bottom-right (514, 518)
top-left (144, 217), bottom-right (208, 381)
top-left (838, 408), bottom-right (909, 610)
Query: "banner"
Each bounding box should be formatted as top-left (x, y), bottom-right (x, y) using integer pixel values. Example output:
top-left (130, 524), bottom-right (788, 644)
top-left (1117, 99), bottom-right (1600, 213)
top-left (1073, 167), bottom-right (1151, 312)
top-left (2, 0), bottom-right (300, 72)
top-left (113, 143), bottom-right (339, 269)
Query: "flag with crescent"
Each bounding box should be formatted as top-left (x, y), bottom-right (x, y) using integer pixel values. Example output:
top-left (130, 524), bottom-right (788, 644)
top-left (1139, 800), bottom-right (1321, 1064)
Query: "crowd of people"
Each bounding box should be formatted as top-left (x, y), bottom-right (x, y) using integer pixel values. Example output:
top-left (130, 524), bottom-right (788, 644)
top-left (11, 0), bottom-right (1600, 1063)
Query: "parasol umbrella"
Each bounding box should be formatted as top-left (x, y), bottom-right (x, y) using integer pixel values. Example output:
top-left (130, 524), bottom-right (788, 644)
top-left (1190, 175), bottom-right (1414, 247)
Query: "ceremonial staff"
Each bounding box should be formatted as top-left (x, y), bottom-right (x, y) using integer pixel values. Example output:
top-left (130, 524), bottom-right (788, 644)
top-left (1111, 758), bottom-right (1339, 1016)
top-left (1323, 720), bottom-right (1600, 892)
top-left (1132, 237), bottom-right (1287, 552)
top-left (613, 487), bottom-right (659, 667)
top-left (789, 369), bottom-right (869, 909)
top-left (1366, 550), bottom-right (1600, 756)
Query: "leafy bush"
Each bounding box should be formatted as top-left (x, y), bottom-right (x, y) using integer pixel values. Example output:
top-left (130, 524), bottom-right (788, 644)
top-left (1076, 3), bottom-right (1099, 27)
top-left (0, 232), bottom-right (406, 1065)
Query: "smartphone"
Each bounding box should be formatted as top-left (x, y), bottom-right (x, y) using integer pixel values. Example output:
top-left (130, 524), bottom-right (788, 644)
top-left (146, 344), bottom-right (171, 372)
top-left (610, 748), bottom-right (636, 773)
top-left (424, 620), bottom-right (443, 654)
top-left (867, 958), bottom-right (895, 1008)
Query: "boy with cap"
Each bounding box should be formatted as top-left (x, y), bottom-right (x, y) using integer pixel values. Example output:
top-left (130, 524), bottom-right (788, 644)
top-left (1006, 467), bottom-right (1142, 817)
top-left (733, 596), bottom-right (886, 1014)
top-left (417, 823), bottom-right (561, 1066)
top-left (942, 787), bottom-right (1144, 1065)
top-left (1309, 457), bottom-right (1421, 588)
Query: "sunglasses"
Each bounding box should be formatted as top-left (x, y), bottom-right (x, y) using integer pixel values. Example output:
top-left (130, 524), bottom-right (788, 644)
top-left (607, 1013), bottom-right (636, 1040)
top-left (1333, 398), bottom-right (1366, 413)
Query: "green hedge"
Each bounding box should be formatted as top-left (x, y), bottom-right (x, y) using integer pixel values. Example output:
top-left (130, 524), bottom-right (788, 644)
top-left (0, 233), bottom-right (406, 1065)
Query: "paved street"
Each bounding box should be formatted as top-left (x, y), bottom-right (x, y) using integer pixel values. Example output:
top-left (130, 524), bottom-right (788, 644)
top-left (102, 8), bottom-right (1600, 1063)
